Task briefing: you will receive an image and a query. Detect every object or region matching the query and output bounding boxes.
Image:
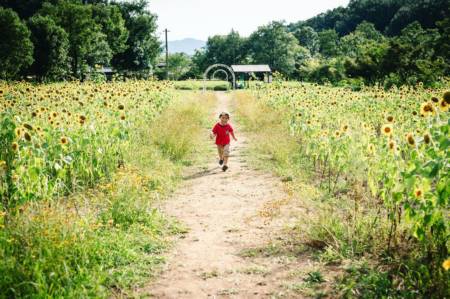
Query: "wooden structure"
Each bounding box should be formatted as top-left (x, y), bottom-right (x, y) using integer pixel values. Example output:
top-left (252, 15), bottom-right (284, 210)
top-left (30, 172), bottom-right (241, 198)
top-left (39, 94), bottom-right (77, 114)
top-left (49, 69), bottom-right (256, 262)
top-left (231, 65), bottom-right (272, 88)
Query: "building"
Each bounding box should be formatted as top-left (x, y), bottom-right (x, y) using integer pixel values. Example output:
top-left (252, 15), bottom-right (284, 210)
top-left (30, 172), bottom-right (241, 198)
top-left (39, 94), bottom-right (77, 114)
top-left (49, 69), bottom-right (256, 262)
top-left (231, 65), bottom-right (272, 88)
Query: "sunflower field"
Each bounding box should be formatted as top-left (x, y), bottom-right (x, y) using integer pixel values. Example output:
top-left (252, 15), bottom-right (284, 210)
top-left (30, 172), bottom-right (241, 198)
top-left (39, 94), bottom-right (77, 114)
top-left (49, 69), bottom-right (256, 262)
top-left (0, 81), bottom-right (173, 209)
top-left (0, 80), bottom-right (211, 297)
top-left (246, 82), bottom-right (449, 296)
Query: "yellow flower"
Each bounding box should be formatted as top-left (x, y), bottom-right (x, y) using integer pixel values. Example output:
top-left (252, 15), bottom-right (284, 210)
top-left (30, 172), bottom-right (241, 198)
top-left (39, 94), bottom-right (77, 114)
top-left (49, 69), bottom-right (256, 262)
top-left (381, 124), bottom-right (393, 137)
top-left (439, 99), bottom-right (448, 112)
top-left (443, 258), bottom-right (450, 271)
top-left (406, 132), bottom-right (415, 147)
top-left (414, 188), bottom-right (423, 198)
top-left (11, 142), bottom-right (19, 152)
top-left (60, 136), bottom-right (68, 145)
top-left (420, 102), bottom-right (435, 117)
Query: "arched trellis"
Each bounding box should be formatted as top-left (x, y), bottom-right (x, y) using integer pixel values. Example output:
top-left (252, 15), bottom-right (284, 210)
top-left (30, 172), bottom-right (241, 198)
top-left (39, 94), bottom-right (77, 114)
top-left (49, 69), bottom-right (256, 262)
top-left (212, 69), bottom-right (229, 81)
top-left (203, 64), bottom-right (235, 92)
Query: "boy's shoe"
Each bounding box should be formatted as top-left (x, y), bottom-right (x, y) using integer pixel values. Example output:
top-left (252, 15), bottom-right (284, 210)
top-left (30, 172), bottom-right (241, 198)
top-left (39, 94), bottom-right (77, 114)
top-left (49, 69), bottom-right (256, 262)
top-left (219, 159), bottom-right (224, 165)
top-left (222, 165), bottom-right (228, 172)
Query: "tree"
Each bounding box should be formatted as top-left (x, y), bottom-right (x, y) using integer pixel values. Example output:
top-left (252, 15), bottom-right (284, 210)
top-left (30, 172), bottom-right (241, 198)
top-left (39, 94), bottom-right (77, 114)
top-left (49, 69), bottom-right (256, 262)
top-left (112, 0), bottom-right (160, 74)
top-left (166, 53), bottom-right (192, 80)
top-left (293, 26), bottom-right (319, 55)
top-left (340, 21), bottom-right (384, 57)
top-left (382, 22), bottom-right (444, 86)
top-left (248, 21), bottom-right (301, 75)
top-left (39, 1), bottom-right (112, 78)
top-left (318, 29), bottom-right (339, 58)
top-left (92, 3), bottom-right (128, 56)
top-left (27, 15), bottom-right (69, 81)
top-left (0, 7), bottom-right (34, 80)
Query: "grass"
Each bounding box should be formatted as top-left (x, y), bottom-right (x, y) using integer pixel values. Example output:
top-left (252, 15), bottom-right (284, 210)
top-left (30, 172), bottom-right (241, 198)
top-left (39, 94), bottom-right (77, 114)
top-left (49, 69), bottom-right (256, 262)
top-left (0, 91), bottom-right (215, 298)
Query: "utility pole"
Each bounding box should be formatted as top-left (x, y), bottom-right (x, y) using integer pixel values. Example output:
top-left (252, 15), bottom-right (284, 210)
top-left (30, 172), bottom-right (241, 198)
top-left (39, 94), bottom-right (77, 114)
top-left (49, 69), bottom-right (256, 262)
top-left (165, 29), bottom-right (169, 80)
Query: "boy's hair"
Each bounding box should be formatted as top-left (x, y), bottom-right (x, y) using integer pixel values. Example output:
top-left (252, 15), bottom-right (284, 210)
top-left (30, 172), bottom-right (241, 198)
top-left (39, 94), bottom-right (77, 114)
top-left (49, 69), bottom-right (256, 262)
top-left (219, 112), bottom-right (230, 119)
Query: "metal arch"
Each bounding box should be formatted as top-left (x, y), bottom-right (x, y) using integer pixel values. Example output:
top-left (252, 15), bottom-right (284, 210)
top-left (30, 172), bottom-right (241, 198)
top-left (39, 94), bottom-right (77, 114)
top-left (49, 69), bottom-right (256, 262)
top-left (211, 69), bottom-right (229, 81)
top-left (203, 63), bottom-right (235, 91)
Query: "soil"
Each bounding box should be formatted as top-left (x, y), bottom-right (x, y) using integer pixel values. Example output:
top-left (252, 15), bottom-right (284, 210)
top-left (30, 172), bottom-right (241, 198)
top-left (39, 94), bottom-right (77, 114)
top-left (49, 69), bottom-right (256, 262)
top-left (137, 92), bottom-right (330, 299)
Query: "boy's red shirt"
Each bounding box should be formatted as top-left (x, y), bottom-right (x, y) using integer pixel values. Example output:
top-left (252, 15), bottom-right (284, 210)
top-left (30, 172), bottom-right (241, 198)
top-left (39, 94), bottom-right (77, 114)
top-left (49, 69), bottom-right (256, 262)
top-left (212, 122), bottom-right (234, 145)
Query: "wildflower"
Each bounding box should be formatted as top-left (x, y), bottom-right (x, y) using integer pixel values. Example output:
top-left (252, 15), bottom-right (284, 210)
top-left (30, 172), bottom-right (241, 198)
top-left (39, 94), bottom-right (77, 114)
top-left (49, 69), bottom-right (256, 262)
top-left (388, 140), bottom-right (396, 151)
top-left (381, 124), bottom-right (393, 137)
top-left (406, 133), bottom-right (415, 147)
top-left (120, 114), bottom-right (126, 121)
top-left (60, 136), bottom-right (68, 145)
top-left (431, 96), bottom-right (439, 103)
top-left (118, 104), bottom-right (125, 110)
top-left (443, 258), bottom-right (450, 271)
top-left (11, 142), bottom-right (19, 152)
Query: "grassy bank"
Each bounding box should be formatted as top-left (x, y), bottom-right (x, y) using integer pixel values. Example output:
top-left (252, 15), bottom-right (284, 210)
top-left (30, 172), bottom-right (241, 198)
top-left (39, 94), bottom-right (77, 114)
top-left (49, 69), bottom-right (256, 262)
top-left (233, 88), bottom-right (449, 298)
top-left (173, 80), bottom-right (230, 91)
top-left (0, 91), bottom-right (215, 297)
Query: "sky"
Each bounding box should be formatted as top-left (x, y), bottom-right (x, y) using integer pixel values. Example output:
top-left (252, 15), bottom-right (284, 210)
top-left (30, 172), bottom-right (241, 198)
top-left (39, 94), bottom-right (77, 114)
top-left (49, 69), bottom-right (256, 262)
top-left (149, 0), bottom-right (350, 41)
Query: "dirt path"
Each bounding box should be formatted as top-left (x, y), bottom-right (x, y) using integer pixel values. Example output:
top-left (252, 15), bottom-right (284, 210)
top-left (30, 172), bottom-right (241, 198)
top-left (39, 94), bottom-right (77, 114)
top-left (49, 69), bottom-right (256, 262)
top-left (139, 92), bottom-right (309, 298)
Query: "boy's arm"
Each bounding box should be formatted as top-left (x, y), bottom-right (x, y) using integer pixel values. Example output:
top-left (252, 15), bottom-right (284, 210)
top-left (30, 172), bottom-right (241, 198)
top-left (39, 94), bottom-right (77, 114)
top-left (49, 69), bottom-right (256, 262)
top-left (230, 131), bottom-right (237, 141)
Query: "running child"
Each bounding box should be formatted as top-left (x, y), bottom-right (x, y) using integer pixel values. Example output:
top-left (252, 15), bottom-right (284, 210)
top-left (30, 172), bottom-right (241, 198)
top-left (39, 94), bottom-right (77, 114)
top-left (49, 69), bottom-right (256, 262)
top-left (211, 112), bottom-right (237, 171)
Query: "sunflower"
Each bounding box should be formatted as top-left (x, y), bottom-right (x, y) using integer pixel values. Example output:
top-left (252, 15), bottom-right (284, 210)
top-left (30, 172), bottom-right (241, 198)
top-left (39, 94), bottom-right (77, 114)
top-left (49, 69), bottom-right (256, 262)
top-left (120, 114), bottom-right (126, 121)
top-left (423, 133), bottom-right (431, 145)
top-left (14, 128), bottom-right (22, 138)
top-left (11, 142), bottom-right (19, 152)
top-left (431, 96), bottom-right (439, 103)
top-left (60, 136), bottom-right (68, 145)
top-left (388, 140), bottom-right (396, 151)
top-left (406, 133), bottom-right (415, 147)
top-left (24, 132), bottom-right (32, 142)
top-left (367, 144), bottom-right (375, 155)
top-left (414, 188), bottom-right (423, 198)
top-left (118, 104), bottom-right (125, 110)
top-left (439, 99), bottom-right (448, 112)
top-left (386, 115), bottom-right (394, 123)
top-left (420, 102), bottom-right (436, 117)
top-left (381, 124), bottom-right (393, 137)
top-left (443, 91), bottom-right (450, 104)
top-left (23, 123), bottom-right (33, 131)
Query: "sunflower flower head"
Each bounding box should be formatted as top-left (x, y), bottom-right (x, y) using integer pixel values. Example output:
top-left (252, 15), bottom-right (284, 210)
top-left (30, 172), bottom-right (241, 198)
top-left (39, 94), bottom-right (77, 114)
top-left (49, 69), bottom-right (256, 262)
top-left (381, 124), bottom-right (393, 137)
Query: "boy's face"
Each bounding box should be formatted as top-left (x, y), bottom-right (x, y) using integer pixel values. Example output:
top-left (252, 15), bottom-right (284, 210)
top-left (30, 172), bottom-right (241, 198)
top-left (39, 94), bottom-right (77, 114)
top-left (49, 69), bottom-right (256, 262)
top-left (220, 115), bottom-right (229, 124)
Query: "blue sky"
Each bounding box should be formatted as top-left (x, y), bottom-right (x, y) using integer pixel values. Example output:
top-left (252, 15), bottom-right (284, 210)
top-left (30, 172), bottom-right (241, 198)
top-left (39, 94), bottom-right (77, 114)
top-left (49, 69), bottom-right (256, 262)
top-left (149, 0), bottom-right (349, 41)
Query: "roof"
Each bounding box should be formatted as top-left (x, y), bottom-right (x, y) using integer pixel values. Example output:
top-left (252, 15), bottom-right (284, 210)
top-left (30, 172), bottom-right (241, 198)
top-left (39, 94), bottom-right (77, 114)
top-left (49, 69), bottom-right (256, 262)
top-left (231, 65), bottom-right (271, 73)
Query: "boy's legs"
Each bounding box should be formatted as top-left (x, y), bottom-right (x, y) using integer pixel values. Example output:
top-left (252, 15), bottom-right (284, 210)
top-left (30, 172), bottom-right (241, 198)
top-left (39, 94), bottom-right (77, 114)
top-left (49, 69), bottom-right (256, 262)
top-left (217, 145), bottom-right (224, 160)
top-left (223, 144), bottom-right (230, 166)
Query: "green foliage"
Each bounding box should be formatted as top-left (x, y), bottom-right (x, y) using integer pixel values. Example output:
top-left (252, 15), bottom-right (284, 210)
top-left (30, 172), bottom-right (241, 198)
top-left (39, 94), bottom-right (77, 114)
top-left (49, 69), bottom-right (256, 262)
top-left (293, 26), bottom-right (319, 55)
top-left (248, 21), bottom-right (301, 75)
top-left (27, 15), bottom-right (69, 81)
top-left (318, 29), bottom-right (340, 58)
top-left (164, 53), bottom-right (192, 80)
top-left (38, 1), bottom-right (112, 78)
top-left (112, 1), bottom-right (160, 75)
top-left (0, 7), bottom-right (34, 80)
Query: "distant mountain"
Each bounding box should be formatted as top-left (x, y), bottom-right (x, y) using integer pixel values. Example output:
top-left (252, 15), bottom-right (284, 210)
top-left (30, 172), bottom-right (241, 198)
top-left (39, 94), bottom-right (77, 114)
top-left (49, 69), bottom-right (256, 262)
top-left (168, 38), bottom-right (206, 56)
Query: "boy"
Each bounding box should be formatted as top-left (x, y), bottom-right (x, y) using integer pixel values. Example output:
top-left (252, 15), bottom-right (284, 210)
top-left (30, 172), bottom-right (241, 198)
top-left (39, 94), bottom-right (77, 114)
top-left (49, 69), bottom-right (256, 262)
top-left (211, 112), bottom-right (237, 171)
